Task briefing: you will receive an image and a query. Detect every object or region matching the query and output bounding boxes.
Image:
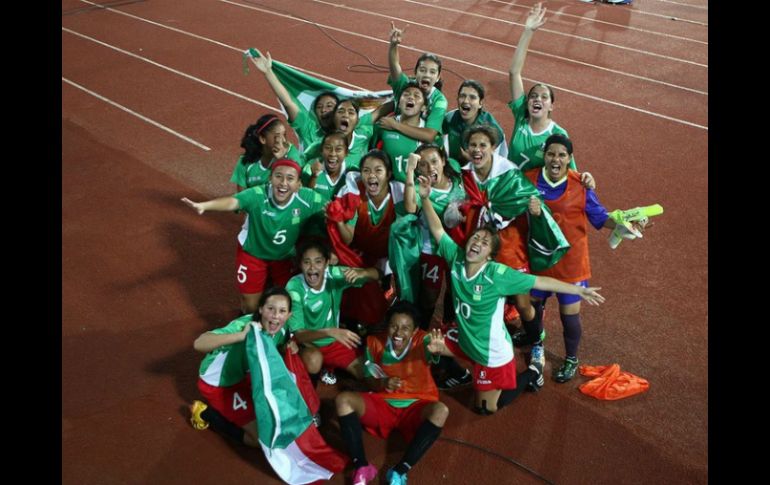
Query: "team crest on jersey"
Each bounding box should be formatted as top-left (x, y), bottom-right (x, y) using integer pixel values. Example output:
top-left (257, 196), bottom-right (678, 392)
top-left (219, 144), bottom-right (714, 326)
top-left (473, 284), bottom-right (482, 301)
top-left (479, 370), bottom-right (486, 379)
top-left (292, 208), bottom-right (301, 217)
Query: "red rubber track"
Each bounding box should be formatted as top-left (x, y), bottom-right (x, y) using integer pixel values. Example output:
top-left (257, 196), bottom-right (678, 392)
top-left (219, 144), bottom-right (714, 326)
top-left (62, 0), bottom-right (708, 483)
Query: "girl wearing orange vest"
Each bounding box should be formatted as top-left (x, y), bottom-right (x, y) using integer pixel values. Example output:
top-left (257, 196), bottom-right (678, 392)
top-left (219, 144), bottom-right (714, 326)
top-left (526, 134), bottom-right (646, 383)
top-left (335, 301), bottom-right (448, 485)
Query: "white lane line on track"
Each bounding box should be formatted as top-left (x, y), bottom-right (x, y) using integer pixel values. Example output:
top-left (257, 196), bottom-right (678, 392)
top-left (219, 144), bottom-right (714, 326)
top-left (62, 77), bottom-right (212, 151)
top-left (489, 0), bottom-right (708, 27)
top-left (399, 0), bottom-right (707, 67)
top-left (63, 27), bottom-right (281, 113)
top-left (75, 0), bottom-right (370, 91)
top-left (310, 0), bottom-right (707, 96)
top-left (653, 0), bottom-right (708, 9)
top-left (219, 0), bottom-right (707, 130)
top-left (487, 0), bottom-right (707, 43)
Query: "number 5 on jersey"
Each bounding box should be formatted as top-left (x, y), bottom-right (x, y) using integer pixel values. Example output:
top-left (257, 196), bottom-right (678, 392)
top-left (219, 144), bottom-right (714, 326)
top-left (273, 229), bottom-right (287, 245)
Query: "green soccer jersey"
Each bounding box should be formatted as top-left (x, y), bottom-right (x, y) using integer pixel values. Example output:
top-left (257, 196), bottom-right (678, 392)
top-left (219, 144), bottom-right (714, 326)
top-left (389, 73), bottom-right (448, 135)
top-left (414, 178), bottom-right (466, 254)
top-left (230, 144), bottom-right (304, 189)
top-left (302, 113), bottom-right (374, 170)
top-left (443, 109), bottom-right (507, 162)
top-left (290, 108), bottom-right (325, 152)
top-left (234, 185), bottom-right (325, 261)
top-left (197, 315), bottom-right (288, 387)
top-left (311, 163), bottom-right (349, 204)
top-left (508, 95), bottom-right (576, 171)
top-left (373, 115), bottom-right (425, 183)
top-left (437, 234), bottom-right (536, 367)
top-left (286, 266), bottom-right (368, 347)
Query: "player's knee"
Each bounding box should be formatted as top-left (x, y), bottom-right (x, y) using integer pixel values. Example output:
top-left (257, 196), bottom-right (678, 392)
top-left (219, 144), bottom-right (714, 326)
top-left (429, 401), bottom-right (449, 426)
top-left (301, 348), bottom-right (323, 373)
top-left (334, 391), bottom-right (356, 415)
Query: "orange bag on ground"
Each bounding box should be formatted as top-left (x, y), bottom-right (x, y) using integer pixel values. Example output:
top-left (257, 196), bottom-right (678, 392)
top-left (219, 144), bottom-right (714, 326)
top-left (578, 364), bottom-right (650, 400)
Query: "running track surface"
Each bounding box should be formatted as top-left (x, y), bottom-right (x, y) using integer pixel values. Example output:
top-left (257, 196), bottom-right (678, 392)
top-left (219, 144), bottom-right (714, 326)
top-left (62, 1), bottom-right (707, 483)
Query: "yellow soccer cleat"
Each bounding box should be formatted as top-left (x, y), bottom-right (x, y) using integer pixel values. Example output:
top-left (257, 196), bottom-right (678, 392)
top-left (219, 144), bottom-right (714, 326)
top-left (189, 400), bottom-right (209, 430)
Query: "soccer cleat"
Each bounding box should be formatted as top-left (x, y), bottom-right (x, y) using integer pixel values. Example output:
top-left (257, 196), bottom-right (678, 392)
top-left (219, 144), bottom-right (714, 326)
top-left (320, 369), bottom-right (337, 385)
top-left (352, 464), bottom-right (378, 485)
top-left (554, 357), bottom-right (579, 383)
top-left (512, 328), bottom-right (546, 347)
top-left (437, 369), bottom-right (472, 390)
top-left (189, 400), bottom-right (209, 430)
top-left (527, 345), bottom-right (546, 391)
top-left (503, 303), bottom-right (520, 324)
top-left (385, 468), bottom-right (408, 485)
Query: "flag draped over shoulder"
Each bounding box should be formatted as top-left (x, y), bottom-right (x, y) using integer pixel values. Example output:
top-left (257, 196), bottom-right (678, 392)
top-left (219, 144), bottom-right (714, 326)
top-left (452, 167), bottom-right (570, 272)
top-left (325, 173), bottom-right (388, 325)
top-left (244, 48), bottom-right (392, 114)
top-left (245, 328), bottom-right (347, 484)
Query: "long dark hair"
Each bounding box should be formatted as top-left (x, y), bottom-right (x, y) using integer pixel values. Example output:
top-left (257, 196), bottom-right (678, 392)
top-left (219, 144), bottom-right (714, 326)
top-left (241, 114), bottom-right (282, 165)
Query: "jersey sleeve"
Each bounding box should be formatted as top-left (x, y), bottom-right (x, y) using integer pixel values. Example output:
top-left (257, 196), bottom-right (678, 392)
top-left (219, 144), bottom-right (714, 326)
top-left (233, 186), bottom-right (262, 212)
top-left (425, 92), bottom-right (448, 134)
top-left (509, 94), bottom-right (528, 125)
top-left (493, 262), bottom-right (536, 296)
top-left (585, 189), bottom-right (610, 229)
top-left (387, 72), bottom-right (410, 101)
top-left (289, 109), bottom-right (321, 149)
top-left (230, 156), bottom-right (247, 187)
top-left (436, 232), bottom-right (459, 263)
top-left (286, 285), bottom-right (306, 332)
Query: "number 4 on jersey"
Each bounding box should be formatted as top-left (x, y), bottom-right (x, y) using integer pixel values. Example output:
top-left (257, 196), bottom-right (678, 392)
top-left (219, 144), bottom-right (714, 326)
top-left (232, 392), bottom-right (248, 411)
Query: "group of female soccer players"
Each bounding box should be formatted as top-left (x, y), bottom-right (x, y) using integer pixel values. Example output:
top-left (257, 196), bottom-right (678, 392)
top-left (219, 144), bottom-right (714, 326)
top-left (181, 4), bottom-right (649, 484)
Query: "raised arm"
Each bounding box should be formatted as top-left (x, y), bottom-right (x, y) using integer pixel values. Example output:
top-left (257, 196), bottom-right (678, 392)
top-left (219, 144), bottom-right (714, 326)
top-left (193, 323), bottom-right (252, 353)
top-left (251, 52), bottom-right (301, 122)
top-left (532, 276), bottom-right (605, 306)
top-left (181, 196), bottom-right (240, 215)
top-left (336, 219), bottom-right (355, 245)
top-left (403, 153), bottom-right (419, 214)
top-left (417, 175), bottom-right (446, 243)
top-left (509, 2), bottom-right (547, 101)
top-left (388, 22), bottom-right (406, 82)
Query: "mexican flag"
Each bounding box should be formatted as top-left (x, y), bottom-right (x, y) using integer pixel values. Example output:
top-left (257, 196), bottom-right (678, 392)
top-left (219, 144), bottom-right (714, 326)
top-left (244, 48), bottom-right (392, 114)
top-left (245, 328), bottom-right (347, 484)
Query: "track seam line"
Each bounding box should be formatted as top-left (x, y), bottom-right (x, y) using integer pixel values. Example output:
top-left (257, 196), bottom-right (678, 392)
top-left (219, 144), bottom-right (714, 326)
top-left (74, 0), bottom-right (371, 91)
top-left (219, 0), bottom-right (708, 130)
top-left (399, 0), bottom-right (707, 66)
top-left (310, 0), bottom-right (707, 95)
top-left (487, 0), bottom-right (708, 40)
top-left (62, 77), bottom-right (212, 151)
